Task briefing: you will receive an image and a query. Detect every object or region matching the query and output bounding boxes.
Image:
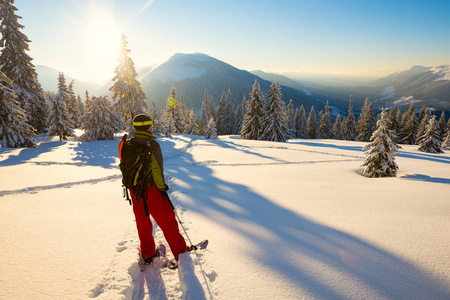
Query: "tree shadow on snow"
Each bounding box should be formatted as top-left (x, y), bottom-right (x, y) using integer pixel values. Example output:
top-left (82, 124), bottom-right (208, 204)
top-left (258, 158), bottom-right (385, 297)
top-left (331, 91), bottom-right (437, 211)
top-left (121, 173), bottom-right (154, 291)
top-left (72, 140), bottom-right (119, 168)
top-left (400, 173), bottom-right (450, 185)
top-left (160, 137), bottom-right (450, 300)
top-left (398, 151), bottom-right (450, 164)
top-left (0, 141), bottom-right (62, 166)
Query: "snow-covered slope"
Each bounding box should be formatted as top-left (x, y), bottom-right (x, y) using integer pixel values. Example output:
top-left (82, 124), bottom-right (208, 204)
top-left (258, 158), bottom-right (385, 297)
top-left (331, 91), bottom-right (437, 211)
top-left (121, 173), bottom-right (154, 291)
top-left (1, 132), bottom-right (449, 299)
top-left (140, 53), bottom-right (209, 83)
top-left (431, 65), bottom-right (450, 82)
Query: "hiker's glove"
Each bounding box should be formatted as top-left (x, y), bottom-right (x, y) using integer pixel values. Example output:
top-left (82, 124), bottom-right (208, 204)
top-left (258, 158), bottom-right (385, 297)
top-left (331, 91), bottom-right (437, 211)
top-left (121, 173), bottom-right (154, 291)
top-left (159, 184), bottom-right (169, 192)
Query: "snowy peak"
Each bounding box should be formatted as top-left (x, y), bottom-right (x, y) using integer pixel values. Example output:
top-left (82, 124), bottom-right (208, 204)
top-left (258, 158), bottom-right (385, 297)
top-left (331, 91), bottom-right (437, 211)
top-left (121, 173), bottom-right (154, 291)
top-left (430, 65), bottom-right (450, 81)
top-left (140, 53), bottom-right (219, 83)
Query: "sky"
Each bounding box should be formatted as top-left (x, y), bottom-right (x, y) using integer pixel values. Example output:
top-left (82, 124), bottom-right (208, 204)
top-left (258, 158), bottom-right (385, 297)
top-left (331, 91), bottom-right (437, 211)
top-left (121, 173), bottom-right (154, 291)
top-left (12, 0), bottom-right (450, 84)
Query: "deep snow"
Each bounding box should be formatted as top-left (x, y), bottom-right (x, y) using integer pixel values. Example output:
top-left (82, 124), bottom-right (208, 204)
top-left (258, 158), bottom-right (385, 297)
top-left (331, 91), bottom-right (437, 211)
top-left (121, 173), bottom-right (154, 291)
top-left (1, 131), bottom-right (449, 299)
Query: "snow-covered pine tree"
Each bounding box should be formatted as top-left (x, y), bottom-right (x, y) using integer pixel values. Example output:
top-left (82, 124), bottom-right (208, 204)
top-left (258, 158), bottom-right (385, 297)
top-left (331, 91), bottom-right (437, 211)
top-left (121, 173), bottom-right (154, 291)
top-left (233, 95), bottom-right (246, 135)
top-left (167, 86), bottom-right (185, 134)
top-left (400, 102), bottom-right (418, 145)
top-left (241, 79), bottom-right (265, 140)
top-left (333, 114), bottom-right (344, 140)
top-left (178, 94), bottom-right (189, 121)
top-left (204, 117), bottom-right (218, 139)
top-left (416, 107), bottom-right (431, 145)
top-left (356, 98), bottom-right (376, 141)
top-left (79, 96), bottom-right (123, 142)
top-left (342, 97), bottom-right (356, 140)
top-left (295, 105), bottom-right (307, 139)
top-left (0, 69), bottom-right (36, 147)
top-left (418, 115), bottom-right (444, 153)
top-left (224, 89), bottom-right (234, 135)
top-left (67, 80), bottom-right (81, 128)
top-left (216, 91), bottom-right (228, 135)
top-left (47, 73), bottom-right (74, 141)
top-left (200, 89), bottom-right (215, 135)
top-left (437, 111), bottom-right (447, 141)
top-left (0, 0), bottom-right (47, 134)
top-left (287, 99), bottom-right (295, 138)
top-left (307, 106), bottom-right (317, 139)
top-left (318, 101), bottom-right (333, 139)
top-left (260, 80), bottom-right (289, 142)
top-left (185, 107), bottom-right (198, 135)
top-left (161, 98), bottom-right (177, 137)
top-left (442, 119), bottom-right (450, 150)
top-left (388, 107), bottom-right (400, 142)
top-left (110, 34), bottom-right (147, 132)
top-left (417, 105), bottom-right (429, 129)
top-left (361, 109), bottom-right (400, 177)
top-left (77, 95), bottom-right (84, 119)
top-left (149, 101), bottom-right (161, 134)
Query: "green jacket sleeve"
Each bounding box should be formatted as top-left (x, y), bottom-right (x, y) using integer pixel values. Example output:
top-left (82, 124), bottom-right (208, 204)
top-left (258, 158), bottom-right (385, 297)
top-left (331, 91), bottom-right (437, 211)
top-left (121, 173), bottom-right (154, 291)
top-left (149, 141), bottom-right (166, 190)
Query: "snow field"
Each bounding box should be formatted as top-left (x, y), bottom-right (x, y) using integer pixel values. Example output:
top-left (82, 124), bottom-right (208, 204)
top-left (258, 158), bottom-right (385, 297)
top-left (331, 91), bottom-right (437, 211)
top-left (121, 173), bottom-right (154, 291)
top-left (1, 133), bottom-right (449, 299)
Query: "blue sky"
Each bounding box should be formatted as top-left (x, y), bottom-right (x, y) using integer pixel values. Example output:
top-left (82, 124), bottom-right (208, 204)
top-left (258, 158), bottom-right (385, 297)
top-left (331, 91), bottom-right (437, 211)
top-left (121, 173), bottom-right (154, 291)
top-left (14, 0), bottom-right (450, 84)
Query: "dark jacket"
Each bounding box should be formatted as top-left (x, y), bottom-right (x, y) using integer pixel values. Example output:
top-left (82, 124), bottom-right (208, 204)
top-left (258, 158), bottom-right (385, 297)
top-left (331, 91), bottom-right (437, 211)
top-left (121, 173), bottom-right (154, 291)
top-left (133, 131), bottom-right (166, 190)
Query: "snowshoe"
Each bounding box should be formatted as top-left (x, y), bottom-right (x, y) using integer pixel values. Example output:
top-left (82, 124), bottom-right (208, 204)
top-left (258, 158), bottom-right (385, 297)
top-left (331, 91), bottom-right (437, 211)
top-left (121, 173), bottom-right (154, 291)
top-left (189, 239), bottom-right (209, 251)
top-left (167, 258), bottom-right (178, 270)
top-left (138, 249), bottom-right (160, 272)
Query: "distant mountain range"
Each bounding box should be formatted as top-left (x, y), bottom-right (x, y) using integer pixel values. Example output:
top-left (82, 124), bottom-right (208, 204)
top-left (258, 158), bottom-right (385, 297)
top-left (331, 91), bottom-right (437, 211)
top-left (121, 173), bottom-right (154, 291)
top-left (36, 54), bottom-right (450, 114)
top-left (303, 65), bottom-right (450, 111)
top-left (136, 53), bottom-right (324, 113)
top-left (36, 65), bottom-right (102, 96)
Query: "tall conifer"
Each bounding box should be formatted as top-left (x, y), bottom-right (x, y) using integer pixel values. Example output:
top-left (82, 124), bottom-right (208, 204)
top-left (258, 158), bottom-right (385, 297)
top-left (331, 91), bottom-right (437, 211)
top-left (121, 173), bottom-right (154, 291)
top-left (241, 79), bottom-right (265, 140)
top-left (110, 34), bottom-right (147, 132)
top-left (260, 80), bottom-right (289, 142)
top-left (0, 69), bottom-right (36, 147)
top-left (47, 73), bottom-right (73, 141)
top-left (361, 109), bottom-right (400, 177)
top-left (0, 0), bottom-right (47, 133)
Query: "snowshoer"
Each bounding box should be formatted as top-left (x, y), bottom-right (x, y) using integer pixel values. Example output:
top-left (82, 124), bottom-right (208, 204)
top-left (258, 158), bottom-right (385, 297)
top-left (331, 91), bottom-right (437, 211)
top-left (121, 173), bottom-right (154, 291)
top-left (127, 114), bottom-right (189, 265)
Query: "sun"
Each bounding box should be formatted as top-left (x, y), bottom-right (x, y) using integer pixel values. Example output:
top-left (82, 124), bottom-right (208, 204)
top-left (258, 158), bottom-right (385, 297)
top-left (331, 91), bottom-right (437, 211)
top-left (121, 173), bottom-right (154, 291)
top-left (82, 5), bottom-right (122, 82)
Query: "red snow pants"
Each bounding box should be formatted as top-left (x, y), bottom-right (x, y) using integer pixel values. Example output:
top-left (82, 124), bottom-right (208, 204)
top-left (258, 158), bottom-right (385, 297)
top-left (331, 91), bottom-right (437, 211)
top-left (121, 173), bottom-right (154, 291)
top-left (131, 185), bottom-right (188, 259)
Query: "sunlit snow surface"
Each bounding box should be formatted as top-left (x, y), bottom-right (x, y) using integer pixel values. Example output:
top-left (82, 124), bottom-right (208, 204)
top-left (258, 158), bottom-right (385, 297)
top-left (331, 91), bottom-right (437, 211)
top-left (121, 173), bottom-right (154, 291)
top-left (1, 131), bottom-right (449, 299)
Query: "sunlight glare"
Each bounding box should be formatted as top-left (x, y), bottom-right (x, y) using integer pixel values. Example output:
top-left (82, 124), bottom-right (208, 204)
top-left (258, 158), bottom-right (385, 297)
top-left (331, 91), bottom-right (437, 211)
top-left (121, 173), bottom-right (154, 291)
top-left (82, 4), bottom-right (121, 83)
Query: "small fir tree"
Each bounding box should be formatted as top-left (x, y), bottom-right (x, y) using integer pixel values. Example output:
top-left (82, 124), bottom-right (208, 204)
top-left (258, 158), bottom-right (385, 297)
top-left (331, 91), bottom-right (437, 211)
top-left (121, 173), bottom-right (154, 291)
top-left (295, 105), bottom-right (307, 139)
top-left (79, 96), bottom-right (123, 142)
top-left (287, 99), bottom-right (295, 138)
top-left (388, 107), bottom-right (400, 142)
top-left (356, 98), bottom-right (376, 141)
top-left (259, 80), bottom-right (289, 142)
top-left (233, 95), bottom-right (246, 135)
top-left (418, 116), bottom-right (444, 153)
top-left (361, 109), bottom-right (400, 177)
top-left (441, 120), bottom-right (450, 150)
top-left (216, 90), bottom-right (228, 135)
top-left (342, 97), bottom-right (356, 140)
top-left (204, 117), bottom-right (218, 139)
top-left (400, 102), bottom-right (418, 145)
top-left (306, 106), bottom-right (317, 139)
top-left (416, 108), bottom-right (431, 145)
top-left (241, 79), bottom-right (265, 140)
top-left (333, 114), bottom-right (344, 140)
top-left (67, 80), bottom-right (81, 128)
top-left (318, 101), bottom-right (333, 139)
top-left (47, 73), bottom-right (74, 141)
top-left (437, 111), bottom-right (447, 141)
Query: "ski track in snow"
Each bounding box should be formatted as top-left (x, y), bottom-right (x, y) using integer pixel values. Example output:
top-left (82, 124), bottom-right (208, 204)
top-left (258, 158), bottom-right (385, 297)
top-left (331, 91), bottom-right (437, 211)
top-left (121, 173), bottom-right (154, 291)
top-left (0, 175), bottom-right (121, 197)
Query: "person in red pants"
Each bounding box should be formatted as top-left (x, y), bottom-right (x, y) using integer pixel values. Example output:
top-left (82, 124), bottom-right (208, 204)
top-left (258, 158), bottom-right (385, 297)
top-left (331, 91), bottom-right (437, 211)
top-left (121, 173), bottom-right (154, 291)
top-left (129, 114), bottom-right (188, 268)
